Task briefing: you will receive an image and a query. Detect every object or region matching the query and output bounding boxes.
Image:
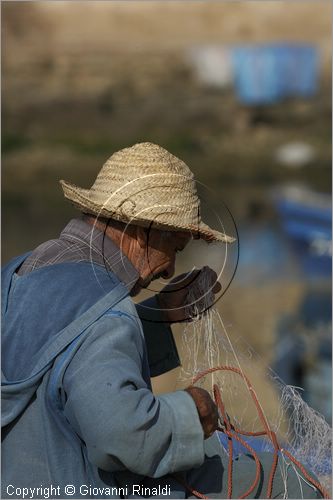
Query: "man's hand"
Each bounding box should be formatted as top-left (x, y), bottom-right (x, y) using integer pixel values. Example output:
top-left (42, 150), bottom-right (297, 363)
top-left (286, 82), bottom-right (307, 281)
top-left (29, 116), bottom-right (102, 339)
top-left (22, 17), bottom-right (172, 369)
top-left (185, 386), bottom-right (219, 439)
top-left (156, 266), bottom-right (221, 323)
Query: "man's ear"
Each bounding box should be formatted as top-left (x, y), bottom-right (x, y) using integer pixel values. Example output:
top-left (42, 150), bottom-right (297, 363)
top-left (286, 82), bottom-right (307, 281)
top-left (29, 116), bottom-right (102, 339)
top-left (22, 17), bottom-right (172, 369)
top-left (136, 225), bottom-right (148, 250)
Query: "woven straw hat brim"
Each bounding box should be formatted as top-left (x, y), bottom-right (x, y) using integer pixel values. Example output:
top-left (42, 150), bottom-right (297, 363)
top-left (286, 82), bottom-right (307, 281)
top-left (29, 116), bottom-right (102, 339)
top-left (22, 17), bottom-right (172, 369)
top-left (60, 179), bottom-right (235, 243)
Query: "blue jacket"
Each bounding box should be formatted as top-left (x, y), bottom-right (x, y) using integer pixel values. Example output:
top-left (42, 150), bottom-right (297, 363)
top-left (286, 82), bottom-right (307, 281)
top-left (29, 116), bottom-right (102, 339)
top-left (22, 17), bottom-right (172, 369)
top-left (2, 254), bottom-right (205, 498)
top-left (1, 254), bottom-right (323, 499)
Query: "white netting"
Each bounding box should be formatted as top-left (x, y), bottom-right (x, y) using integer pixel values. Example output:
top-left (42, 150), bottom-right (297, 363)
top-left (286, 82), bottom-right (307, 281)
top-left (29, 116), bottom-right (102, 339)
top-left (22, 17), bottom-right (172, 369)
top-left (179, 271), bottom-right (332, 497)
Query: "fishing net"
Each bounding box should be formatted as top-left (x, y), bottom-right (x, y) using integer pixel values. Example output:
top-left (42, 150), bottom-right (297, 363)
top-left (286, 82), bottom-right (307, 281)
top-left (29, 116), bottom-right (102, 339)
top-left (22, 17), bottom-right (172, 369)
top-left (178, 271), bottom-right (332, 498)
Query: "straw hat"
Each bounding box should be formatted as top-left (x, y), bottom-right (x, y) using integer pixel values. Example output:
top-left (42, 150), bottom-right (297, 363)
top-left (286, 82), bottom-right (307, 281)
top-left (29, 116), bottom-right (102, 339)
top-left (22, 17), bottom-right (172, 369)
top-left (60, 142), bottom-right (234, 243)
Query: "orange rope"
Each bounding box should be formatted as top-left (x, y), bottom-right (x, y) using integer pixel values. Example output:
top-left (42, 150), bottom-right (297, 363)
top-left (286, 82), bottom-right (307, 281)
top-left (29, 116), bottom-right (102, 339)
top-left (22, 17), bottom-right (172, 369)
top-left (176, 365), bottom-right (330, 499)
top-left (214, 384), bottom-right (233, 498)
top-left (230, 433), bottom-right (262, 498)
top-left (282, 449), bottom-right (330, 497)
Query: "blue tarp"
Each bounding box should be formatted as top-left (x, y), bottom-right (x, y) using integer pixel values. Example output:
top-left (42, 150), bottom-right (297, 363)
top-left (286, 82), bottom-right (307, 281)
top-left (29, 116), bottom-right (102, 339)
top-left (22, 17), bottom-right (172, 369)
top-left (218, 433), bottom-right (332, 474)
top-left (231, 44), bottom-right (319, 105)
top-left (218, 432), bottom-right (272, 455)
top-left (274, 194), bottom-right (331, 278)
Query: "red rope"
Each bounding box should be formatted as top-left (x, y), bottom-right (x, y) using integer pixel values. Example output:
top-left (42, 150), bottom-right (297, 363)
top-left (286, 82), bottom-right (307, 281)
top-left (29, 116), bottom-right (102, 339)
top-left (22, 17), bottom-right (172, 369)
top-left (213, 384), bottom-right (233, 498)
top-left (282, 449), bottom-right (330, 497)
top-left (224, 429), bottom-right (262, 499)
top-left (176, 365), bottom-right (330, 499)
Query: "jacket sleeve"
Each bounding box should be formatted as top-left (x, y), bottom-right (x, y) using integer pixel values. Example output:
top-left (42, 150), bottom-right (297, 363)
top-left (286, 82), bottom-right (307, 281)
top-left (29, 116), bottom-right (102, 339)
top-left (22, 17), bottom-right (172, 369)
top-left (62, 311), bottom-right (205, 477)
top-left (135, 296), bottom-right (181, 377)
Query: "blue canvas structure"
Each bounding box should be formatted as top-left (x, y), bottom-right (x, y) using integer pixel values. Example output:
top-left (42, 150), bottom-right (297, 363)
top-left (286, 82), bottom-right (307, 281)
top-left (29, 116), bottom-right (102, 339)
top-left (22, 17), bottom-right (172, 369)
top-left (231, 44), bottom-right (319, 105)
top-left (273, 189), bottom-right (331, 278)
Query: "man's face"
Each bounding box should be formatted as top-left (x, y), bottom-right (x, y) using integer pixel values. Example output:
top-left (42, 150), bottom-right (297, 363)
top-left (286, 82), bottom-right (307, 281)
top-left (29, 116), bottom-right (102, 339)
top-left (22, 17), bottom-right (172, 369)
top-left (137, 229), bottom-right (192, 290)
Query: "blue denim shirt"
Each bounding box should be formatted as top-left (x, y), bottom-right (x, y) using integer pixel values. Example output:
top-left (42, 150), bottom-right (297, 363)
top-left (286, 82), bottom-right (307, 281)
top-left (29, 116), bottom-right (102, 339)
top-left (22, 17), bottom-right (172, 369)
top-left (2, 253), bottom-right (205, 498)
top-left (1, 255), bottom-right (323, 499)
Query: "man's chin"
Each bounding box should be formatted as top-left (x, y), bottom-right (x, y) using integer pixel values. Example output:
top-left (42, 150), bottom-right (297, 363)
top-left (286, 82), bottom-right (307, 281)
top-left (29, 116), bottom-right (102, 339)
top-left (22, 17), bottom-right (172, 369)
top-left (145, 273), bottom-right (165, 286)
top-left (130, 274), bottom-right (162, 296)
top-left (140, 274), bottom-right (156, 288)
top-left (130, 277), bottom-right (152, 296)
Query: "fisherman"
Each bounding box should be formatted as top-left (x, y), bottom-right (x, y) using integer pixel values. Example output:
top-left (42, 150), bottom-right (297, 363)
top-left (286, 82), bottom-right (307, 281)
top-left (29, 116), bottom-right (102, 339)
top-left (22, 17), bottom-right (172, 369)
top-left (2, 143), bottom-right (322, 498)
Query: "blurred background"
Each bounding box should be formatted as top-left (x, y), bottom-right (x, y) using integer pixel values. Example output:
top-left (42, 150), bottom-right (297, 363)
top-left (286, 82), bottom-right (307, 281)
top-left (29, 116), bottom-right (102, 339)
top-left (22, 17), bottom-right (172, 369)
top-left (2, 0), bottom-right (331, 434)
